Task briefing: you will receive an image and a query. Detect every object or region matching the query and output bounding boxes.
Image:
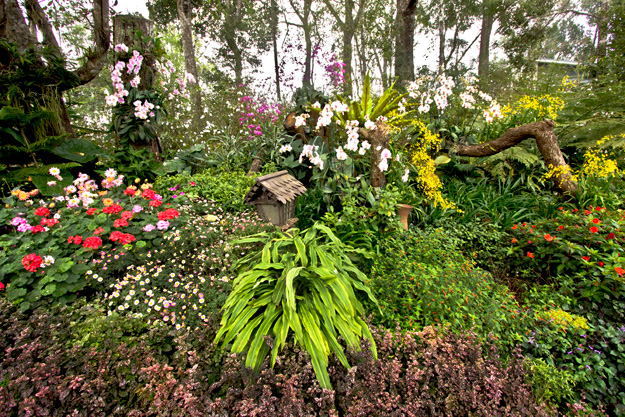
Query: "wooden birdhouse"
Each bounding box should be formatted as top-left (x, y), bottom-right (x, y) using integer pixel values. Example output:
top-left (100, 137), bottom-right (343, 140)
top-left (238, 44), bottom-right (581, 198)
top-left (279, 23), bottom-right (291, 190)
top-left (244, 170), bottom-right (306, 227)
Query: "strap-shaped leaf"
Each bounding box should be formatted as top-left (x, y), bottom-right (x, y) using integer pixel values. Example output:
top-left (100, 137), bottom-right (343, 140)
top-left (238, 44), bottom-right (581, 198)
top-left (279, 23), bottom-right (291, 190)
top-left (334, 314), bottom-right (361, 348)
top-left (361, 72), bottom-right (372, 116)
top-left (355, 316), bottom-right (377, 360)
top-left (246, 308), bottom-right (281, 371)
top-left (294, 236), bottom-right (308, 267)
top-left (285, 306), bottom-right (304, 344)
top-left (271, 314), bottom-right (289, 366)
top-left (285, 267), bottom-right (304, 313)
top-left (321, 323), bottom-right (350, 369)
top-left (302, 332), bottom-right (331, 389)
top-left (216, 305), bottom-right (259, 345)
top-left (231, 314), bottom-right (264, 352)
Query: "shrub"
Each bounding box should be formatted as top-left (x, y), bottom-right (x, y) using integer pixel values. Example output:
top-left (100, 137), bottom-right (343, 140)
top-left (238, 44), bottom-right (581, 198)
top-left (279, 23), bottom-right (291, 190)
top-left (211, 325), bottom-right (550, 416)
top-left (216, 223), bottom-right (378, 389)
top-left (0, 169), bottom-right (188, 310)
top-left (152, 168), bottom-right (262, 212)
top-left (365, 229), bottom-right (526, 346)
top-left (101, 200), bottom-right (272, 330)
top-left (521, 312), bottom-right (625, 415)
top-left (506, 205), bottom-right (625, 323)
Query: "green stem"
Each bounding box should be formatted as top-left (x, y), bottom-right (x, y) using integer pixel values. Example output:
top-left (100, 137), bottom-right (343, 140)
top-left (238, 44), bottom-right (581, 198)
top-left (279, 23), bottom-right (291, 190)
top-left (19, 128), bottom-right (39, 169)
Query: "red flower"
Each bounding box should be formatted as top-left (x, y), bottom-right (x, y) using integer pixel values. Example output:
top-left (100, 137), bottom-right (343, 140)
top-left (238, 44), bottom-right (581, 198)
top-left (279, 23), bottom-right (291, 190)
top-left (558, 206), bottom-right (564, 211)
top-left (616, 267), bottom-right (625, 276)
top-left (590, 226), bottom-right (599, 234)
top-left (83, 236), bottom-right (103, 250)
top-left (110, 231), bottom-right (124, 242)
top-left (158, 208), bottom-right (180, 221)
top-left (0, 281), bottom-right (4, 291)
top-left (102, 204), bottom-right (123, 215)
top-left (124, 187), bottom-right (137, 197)
top-left (592, 218), bottom-right (600, 224)
top-left (121, 211), bottom-right (134, 221)
top-left (22, 253), bottom-right (43, 272)
top-left (573, 209), bottom-right (578, 213)
top-left (511, 238), bottom-right (517, 243)
top-left (512, 224), bottom-right (518, 230)
top-left (527, 252), bottom-right (534, 258)
top-left (582, 256), bottom-right (590, 261)
top-left (41, 218), bottom-right (59, 228)
top-left (114, 218), bottom-right (128, 228)
top-left (67, 235), bottom-right (83, 245)
top-left (599, 261), bottom-right (605, 267)
top-left (34, 207), bottom-right (50, 217)
top-left (522, 222), bottom-right (527, 227)
top-left (86, 208), bottom-right (98, 215)
top-left (544, 234), bottom-right (554, 241)
top-left (31, 225), bottom-right (46, 234)
top-left (149, 199), bottom-right (162, 207)
top-left (584, 210), bottom-right (591, 215)
top-left (110, 231), bottom-right (135, 244)
top-left (94, 227), bottom-right (104, 235)
top-left (558, 225), bottom-right (564, 230)
top-left (597, 206), bottom-right (603, 212)
top-left (607, 233), bottom-right (615, 240)
top-left (142, 189), bottom-right (156, 200)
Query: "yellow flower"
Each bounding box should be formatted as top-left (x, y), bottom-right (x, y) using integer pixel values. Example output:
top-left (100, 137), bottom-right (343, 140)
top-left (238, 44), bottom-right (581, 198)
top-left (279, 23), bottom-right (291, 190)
top-left (49, 203), bottom-right (55, 208)
top-left (18, 191), bottom-right (29, 201)
top-left (135, 178), bottom-right (141, 184)
top-left (102, 198), bottom-right (114, 206)
top-left (11, 189), bottom-right (19, 196)
top-left (98, 191), bottom-right (108, 196)
top-left (141, 183), bottom-right (152, 190)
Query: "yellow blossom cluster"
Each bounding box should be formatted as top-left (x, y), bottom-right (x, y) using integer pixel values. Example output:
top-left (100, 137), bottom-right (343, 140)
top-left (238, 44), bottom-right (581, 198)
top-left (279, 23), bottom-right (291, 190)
top-left (542, 163), bottom-right (579, 185)
top-left (539, 308), bottom-right (589, 330)
top-left (559, 75), bottom-right (577, 92)
top-left (582, 148), bottom-right (619, 178)
top-left (514, 94), bottom-right (565, 121)
top-left (409, 121), bottom-right (455, 209)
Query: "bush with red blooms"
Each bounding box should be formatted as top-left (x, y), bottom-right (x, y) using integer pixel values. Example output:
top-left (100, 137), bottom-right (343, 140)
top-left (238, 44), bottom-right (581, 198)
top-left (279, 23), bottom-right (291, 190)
top-left (0, 171), bottom-right (187, 311)
top-left (506, 205), bottom-right (625, 322)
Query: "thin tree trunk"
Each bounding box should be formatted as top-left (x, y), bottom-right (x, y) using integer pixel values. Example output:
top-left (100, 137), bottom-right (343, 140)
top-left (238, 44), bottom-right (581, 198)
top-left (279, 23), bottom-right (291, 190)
top-left (177, 0), bottom-right (203, 133)
top-left (394, 0), bottom-right (417, 86)
top-left (271, 0), bottom-right (281, 100)
top-left (478, 3), bottom-right (495, 80)
top-left (438, 20), bottom-right (446, 72)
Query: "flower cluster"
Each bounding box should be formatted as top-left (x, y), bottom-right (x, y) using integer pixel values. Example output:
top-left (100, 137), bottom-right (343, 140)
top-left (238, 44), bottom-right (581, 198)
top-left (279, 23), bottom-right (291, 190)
top-left (299, 144), bottom-right (324, 169)
top-left (236, 93), bottom-right (282, 140)
top-left (133, 100), bottom-right (156, 120)
top-left (325, 57), bottom-right (346, 87)
top-left (105, 49), bottom-right (144, 107)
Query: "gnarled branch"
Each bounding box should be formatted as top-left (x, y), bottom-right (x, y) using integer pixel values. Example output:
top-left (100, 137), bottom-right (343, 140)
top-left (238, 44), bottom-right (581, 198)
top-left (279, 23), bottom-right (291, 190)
top-left (453, 119), bottom-right (577, 194)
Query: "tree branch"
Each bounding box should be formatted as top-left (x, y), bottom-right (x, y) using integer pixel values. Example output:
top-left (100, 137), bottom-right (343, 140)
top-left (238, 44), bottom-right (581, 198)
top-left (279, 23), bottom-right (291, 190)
top-left (24, 0), bottom-right (62, 57)
top-left (451, 119), bottom-right (577, 194)
top-left (64, 0), bottom-right (110, 90)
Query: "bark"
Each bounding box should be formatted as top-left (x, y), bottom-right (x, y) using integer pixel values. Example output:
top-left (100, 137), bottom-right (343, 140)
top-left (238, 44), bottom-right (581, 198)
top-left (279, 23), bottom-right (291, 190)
top-left (68, 0), bottom-right (110, 89)
top-left (594, 0), bottom-right (610, 61)
top-left (453, 120), bottom-right (577, 194)
top-left (0, 0), bottom-right (37, 53)
top-left (394, 0), bottom-right (417, 86)
top-left (113, 14), bottom-right (163, 160)
top-left (438, 20), bottom-right (446, 72)
top-left (177, 0), bottom-right (203, 132)
top-left (288, 0), bottom-right (313, 87)
top-left (270, 0), bottom-right (281, 100)
top-left (478, 4), bottom-right (495, 79)
top-left (359, 122), bottom-right (392, 188)
top-left (24, 0), bottom-right (61, 56)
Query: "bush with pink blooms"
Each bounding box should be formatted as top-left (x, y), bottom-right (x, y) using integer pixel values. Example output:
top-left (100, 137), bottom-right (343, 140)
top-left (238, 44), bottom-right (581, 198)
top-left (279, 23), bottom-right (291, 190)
top-left (0, 168), bottom-right (188, 310)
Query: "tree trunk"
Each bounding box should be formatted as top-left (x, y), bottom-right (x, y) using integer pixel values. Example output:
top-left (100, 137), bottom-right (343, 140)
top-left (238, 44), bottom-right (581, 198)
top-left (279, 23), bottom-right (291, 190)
top-left (270, 0), bottom-right (281, 100)
top-left (438, 20), bottom-right (446, 72)
top-left (342, 25), bottom-right (354, 96)
top-left (453, 120), bottom-right (577, 194)
top-left (303, 28), bottom-right (313, 87)
top-left (394, 0), bottom-right (417, 86)
top-left (177, 0), bottom-right (203, 133)
top-left (478, 3), bottom-right (495, 80)
top-left (360, 122), bottom-right (391, 188)
top-left (113, 14), bottom-right (163, 160)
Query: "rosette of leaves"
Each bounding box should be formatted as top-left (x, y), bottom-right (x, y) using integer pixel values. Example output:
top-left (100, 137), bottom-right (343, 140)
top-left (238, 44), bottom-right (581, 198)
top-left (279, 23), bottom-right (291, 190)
top-left (215, 223), bottom-right (379, 389)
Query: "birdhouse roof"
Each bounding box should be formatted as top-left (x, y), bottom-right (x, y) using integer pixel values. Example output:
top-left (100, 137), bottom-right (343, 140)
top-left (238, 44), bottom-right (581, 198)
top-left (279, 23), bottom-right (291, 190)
top-left (244, 170), bottom-right (306, 204)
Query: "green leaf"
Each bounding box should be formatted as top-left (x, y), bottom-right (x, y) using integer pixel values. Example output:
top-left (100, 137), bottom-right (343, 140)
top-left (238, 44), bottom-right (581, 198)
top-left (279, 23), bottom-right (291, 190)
top-left (52, 138), bottom-right (102, 163)
top-left (136, 240), bottom-right (147, 248)
top-left (41, 283), bottom-right (57, 296)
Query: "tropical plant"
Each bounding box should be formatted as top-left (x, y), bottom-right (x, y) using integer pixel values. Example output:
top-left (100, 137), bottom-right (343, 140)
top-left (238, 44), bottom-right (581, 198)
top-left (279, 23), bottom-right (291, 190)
top-left (215, 223), bottom-right (379, 389)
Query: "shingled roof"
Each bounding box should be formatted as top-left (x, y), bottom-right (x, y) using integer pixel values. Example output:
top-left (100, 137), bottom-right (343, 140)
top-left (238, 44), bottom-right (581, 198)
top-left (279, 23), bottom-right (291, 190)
top-left (244, 170), bottom-right (306, 205)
